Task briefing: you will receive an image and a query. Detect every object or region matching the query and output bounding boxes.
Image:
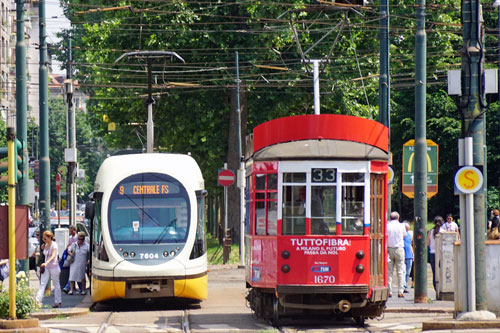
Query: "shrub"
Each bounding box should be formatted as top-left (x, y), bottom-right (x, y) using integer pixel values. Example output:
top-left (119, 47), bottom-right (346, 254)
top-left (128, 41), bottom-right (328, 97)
top-left (0, 271), bottom-right (39, 319)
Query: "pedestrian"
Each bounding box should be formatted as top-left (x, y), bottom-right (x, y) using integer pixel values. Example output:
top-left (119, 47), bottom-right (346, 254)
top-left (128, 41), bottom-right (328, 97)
top-left (488, 209), bottom-right (500, 240)
top-left (68, 232), bottom-right (90, 295)
top-left (441, 214), bottom-right (460, 238)
top-left (427, 215), bottom-right (443, 292)
top-left (35, 230), bottom-right (62, 308)
top-left (403, 222), bottom-right (413, 293)
top-left (387, 211), bottom-right (407, 298)
top-left (0, 259), bottom-right (8, 290)
top-left (62, 226), bottom-right (78, 293)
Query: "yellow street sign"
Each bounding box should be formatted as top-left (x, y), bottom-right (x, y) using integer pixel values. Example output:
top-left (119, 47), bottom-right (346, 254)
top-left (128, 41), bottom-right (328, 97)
top-left (454, 166), bottom-right (483, 194)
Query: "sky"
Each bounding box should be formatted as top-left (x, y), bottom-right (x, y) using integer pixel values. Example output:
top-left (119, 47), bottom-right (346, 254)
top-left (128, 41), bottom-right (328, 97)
top-left (46, 1), bottom-right (70, 74)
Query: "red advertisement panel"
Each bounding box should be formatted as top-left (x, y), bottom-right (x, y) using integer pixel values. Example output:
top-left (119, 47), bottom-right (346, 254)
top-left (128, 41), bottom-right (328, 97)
top-left (277, 236), bottom-right (370, 286)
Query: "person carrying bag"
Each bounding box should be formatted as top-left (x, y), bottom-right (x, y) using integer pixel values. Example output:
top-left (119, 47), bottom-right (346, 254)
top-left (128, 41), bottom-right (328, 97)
top-left (488, 209), bottom-right (500, 240)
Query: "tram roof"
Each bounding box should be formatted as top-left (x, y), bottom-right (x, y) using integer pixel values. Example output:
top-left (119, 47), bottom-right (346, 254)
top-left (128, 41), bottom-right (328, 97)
top-left (248, 115), bottom-right (388, 161)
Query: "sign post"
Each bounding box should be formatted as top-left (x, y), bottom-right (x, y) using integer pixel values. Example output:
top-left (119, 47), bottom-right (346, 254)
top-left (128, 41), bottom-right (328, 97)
top-left (402, 139), bottom-right (439, 198)
top-left (56, 172), bottom-right (61, 228)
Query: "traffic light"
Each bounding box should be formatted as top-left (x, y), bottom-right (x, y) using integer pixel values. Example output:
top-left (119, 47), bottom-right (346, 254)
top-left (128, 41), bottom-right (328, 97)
top-left (14, 138), bottom-right (24, 183)
top-left (0, 139), bottom-right (24, 186)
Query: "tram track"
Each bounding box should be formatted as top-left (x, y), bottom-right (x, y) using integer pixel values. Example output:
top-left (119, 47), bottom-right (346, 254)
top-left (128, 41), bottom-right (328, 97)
top-left (182, 309), bottom-right (191, 333)
top-left (97, 311), bottom-right (114, 333)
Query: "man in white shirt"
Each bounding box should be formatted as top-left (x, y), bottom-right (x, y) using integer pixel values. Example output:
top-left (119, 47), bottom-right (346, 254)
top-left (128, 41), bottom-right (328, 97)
top-left (387, 211), bottom-right (407, 298)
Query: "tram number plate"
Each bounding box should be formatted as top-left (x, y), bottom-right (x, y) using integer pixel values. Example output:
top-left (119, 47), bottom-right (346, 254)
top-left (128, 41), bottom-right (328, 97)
top-left (139, 253), bottom-right (159, 259)
top-left (314, 275), bottom-right (335, 284)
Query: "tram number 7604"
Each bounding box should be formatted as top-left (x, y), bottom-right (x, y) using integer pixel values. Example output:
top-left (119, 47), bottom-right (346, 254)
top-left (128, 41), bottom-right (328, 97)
top-left (140, 253), bottom-right (159, 259)
top-left (314, 275), bottom-right (335, 284)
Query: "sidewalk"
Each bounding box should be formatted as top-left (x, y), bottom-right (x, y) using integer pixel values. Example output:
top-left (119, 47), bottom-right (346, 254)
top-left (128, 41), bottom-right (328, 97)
top-left (385, 264), bottom-right (454, 313)
top-left (28, 270), bottom-right (92, 320)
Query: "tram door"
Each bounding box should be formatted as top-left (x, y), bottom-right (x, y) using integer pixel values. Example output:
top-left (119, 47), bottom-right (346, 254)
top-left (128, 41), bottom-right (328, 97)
top-left (369, 174), bottom-right (385, 286)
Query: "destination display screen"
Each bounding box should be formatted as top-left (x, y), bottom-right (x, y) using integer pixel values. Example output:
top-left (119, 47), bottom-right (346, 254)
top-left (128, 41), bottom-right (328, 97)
top-left (115, 180), bottom-right (181, 196)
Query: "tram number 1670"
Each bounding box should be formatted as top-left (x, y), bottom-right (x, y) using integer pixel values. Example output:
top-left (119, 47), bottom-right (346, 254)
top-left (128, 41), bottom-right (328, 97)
top-left (314, 275), bottom-right (336, 284)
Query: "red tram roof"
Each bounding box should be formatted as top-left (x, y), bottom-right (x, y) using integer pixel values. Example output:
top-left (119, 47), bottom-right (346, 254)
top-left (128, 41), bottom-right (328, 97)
top-left (253, 114), bottom-right (388, 154)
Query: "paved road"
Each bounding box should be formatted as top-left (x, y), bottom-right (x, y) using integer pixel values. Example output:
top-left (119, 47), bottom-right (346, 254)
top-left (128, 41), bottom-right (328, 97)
top-left (31, 264), bottom-right (498, 332)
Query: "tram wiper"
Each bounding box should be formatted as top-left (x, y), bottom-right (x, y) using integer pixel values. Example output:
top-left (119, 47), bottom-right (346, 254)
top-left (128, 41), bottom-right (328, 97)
top-left (154, 217), bottom-right (177, 244)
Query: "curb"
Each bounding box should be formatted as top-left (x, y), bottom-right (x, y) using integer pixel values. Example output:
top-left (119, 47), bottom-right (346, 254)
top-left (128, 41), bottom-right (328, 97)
top-left (385, 307), bottom-right (454, 314)
top-left (422, 320), bottom-right (500, 331)
top-left (30, 308), bottom-right (89, 321)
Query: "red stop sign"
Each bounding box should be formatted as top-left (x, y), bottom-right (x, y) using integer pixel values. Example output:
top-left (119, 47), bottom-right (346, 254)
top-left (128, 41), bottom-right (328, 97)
top-left (56, 173), bottom-right (61, 193)
top-left (218, 169), bottom-right (235, 187)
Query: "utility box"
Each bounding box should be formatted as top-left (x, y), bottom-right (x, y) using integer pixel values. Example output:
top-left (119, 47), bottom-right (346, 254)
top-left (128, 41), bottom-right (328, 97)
top-left (0, 205), bottom-right (29, 259)
top-left (435, 231), bottom-right (458, 300)
top-left (454, 240), bottom-right (500, 315)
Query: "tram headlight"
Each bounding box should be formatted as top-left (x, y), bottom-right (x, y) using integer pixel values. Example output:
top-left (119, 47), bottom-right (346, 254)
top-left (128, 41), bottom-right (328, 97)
top-left (118, 248), bottom-right (123, 252)
top-left (163, 251), bottom-right (169, 257)
top-left (356, 250), bottom-right (365, 260)
top-left (130, 252), bottom-right (136, 258)
top-left (356, 264), bottom-right (365, 273)
top-left (281, 264), bottom-right (290, 273)
top-left (281, 250), bottom-right (290, 259)
top-left (123, 252), bottom-right (129, 257)
top-left (170, 251), bottom-right (176, 257)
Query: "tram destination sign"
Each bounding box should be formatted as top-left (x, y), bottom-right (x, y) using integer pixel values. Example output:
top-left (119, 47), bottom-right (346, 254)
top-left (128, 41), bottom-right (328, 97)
top-left (402, 139), bottom-right (439, 199)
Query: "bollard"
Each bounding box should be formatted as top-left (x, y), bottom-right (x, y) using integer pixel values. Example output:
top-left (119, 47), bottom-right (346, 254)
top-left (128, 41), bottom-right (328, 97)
top-left (223, 229), bottom-right (232, 264)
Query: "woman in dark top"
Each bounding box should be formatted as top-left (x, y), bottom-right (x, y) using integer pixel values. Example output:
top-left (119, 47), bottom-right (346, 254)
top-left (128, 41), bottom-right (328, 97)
top-left (488, 209), bottom-right (500, 240)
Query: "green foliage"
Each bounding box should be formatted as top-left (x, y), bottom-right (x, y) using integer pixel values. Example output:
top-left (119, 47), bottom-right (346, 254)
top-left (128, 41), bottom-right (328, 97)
top-left (206, 234), bottom-right (240, 265)
top-left (53, 0), bottom-right (500, 222)
top-left (0, 271), bottom-right (39, 319)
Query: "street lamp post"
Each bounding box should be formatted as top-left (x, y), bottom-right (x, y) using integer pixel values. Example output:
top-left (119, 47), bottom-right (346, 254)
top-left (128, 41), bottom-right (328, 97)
top-left (115, 51), bottom-right (185, 153)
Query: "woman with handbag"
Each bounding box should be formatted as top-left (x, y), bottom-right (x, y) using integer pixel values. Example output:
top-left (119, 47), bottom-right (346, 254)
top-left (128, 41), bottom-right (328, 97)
top-left (68, 232), bottom-right (90, 295)
top-left (35, 231), bottom-right (62, 308)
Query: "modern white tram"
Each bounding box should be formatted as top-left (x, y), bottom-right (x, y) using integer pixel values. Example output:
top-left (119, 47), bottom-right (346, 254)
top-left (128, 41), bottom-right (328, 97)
top-left (86, 153), bottom-right (208, 303)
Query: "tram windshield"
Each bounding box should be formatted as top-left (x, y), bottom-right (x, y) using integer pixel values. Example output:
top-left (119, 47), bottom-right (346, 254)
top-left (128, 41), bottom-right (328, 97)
top-left (107, 173), bottom-right (190, 244)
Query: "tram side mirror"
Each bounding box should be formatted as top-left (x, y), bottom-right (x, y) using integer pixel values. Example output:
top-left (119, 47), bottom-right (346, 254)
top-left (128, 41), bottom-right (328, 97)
top-left (85, 201), bottom-right (95, 221)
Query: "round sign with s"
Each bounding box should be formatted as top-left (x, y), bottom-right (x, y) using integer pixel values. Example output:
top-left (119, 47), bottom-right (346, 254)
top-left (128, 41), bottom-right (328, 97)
top-left (387, 166), bottom-right (394, 185)
top-left (454, 166), bottom-right (483, 194)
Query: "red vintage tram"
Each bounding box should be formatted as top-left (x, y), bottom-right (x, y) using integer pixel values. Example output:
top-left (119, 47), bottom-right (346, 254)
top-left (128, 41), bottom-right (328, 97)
top-left (244, 114), bottom-right (389, 326)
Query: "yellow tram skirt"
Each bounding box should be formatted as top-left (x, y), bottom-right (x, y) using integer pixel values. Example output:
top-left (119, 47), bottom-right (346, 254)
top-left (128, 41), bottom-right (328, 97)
top-left (92, 274), bottom-right (207, 303)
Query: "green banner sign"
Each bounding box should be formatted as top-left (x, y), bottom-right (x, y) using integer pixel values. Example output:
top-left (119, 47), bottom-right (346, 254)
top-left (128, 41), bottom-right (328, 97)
top-left (402, 139), bottom-right (438, 198)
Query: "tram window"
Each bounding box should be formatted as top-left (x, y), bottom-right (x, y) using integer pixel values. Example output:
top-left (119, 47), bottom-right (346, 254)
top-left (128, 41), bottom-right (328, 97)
top-left (283, 173), bottom-right (306, 183)
top-left (253, 173), bottom-right (278, 236)
top-left (342, 173), bottom-right (364, 183)
top-left (256, 174), bottom-right (266, 190)
top-left (311, 186), bottom-right (336, 235)
top-left (268, 174), bottom-right (277, 189)
top-left (267, 201), bottom-right (277, 235)
top-left (282, 185), bottom-right (306, 235)
top-left (341, 185), bottom-right (364, 235)
top-left (255, 201), bottom-right (266, 235)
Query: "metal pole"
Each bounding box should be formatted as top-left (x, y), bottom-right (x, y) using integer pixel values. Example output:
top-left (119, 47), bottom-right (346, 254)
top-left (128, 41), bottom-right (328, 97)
top-left (313, 60), bottom-right (320, 115)
top-left (7, 128), bottom-right (16, 319)
top-left (16, 0), bottom-right (28, 274)
top-left (379, 0), bottom-right (390, 127)
top-left (413, 0), bottom-right (428, 304)
top-left (464, 137), bottom-right (476, 311)
top-left (38, 0), bottom-right (51, 245)
top-left (235, 51), bottom-right (245, 266)
top-left (461, 0), bottom-right (486, 310)
top-left (224, 162), bottom-right (228, 233)
top-left (146, 59), bottom-right (154, 153)
top-left (379, 0), bottom-right (391, 215)
top-left (67, 39), bottom-right (77, 227)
